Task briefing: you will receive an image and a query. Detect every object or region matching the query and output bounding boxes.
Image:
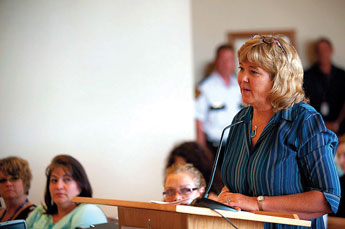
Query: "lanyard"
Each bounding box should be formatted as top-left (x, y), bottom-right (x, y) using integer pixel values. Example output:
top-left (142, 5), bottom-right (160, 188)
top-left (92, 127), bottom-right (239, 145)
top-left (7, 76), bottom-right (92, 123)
top-left (0, 198), bottom-right (28, 221)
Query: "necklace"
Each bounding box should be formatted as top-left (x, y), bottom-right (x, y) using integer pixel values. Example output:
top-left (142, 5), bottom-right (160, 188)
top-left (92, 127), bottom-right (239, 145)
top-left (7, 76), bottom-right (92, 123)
top-left (0, 198), bottom-right (28, 221)
top-left (251, 125), bottom-right (258, 138)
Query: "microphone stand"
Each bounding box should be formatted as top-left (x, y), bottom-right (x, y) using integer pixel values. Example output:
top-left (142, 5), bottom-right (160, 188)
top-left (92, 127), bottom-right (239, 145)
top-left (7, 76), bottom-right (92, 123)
top-left (191, 120), bottom-right (244, 211)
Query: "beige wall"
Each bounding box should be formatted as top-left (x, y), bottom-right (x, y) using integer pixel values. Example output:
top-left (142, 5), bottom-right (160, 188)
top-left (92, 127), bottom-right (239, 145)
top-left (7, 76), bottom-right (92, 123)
top-left (0, 0), bottom-right (193, 218)
top-left (192, 0), bottom-right (345, 83)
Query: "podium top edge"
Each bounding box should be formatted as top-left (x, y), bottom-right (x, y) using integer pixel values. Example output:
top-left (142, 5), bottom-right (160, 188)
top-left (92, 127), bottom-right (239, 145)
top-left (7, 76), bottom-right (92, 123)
top-left (73, 197), bottom-right (311, 227)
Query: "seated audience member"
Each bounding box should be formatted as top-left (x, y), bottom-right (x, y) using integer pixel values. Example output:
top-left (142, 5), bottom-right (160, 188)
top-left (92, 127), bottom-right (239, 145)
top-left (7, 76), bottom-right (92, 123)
top-left (26, 155), bottom-right (107, 228)
top-left (332, 135), bottom-right (345, 217)
top-left (0, 156), bottom-right (36, 221)
top-left (166, 141), bottom-right (223, 198)
top-left (163, 163), bottom-right (206, 205)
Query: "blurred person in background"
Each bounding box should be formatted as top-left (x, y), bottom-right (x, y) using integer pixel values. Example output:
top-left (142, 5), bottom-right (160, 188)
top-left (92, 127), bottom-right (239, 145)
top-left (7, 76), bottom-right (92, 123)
top-left (304, 37), bottom-right (345, 136)
top-left (195, 44), bottom-right (242, 166)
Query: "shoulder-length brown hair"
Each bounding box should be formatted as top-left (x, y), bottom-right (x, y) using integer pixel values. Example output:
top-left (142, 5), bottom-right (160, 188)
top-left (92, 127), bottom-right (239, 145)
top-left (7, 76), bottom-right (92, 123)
top-left (238, 35), bottom-right (308, 112)
top-left (44, 154), bottom-right (92, 214)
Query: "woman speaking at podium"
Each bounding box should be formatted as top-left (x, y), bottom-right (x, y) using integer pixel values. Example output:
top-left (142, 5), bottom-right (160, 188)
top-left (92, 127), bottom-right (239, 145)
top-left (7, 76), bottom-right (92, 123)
top-left (217, 35), bottom-right (340, 228)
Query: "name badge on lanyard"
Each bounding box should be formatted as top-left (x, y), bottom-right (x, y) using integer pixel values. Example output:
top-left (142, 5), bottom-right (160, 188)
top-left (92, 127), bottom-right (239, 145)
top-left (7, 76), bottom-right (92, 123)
top-left (321, 102), bottom-right (329, 116)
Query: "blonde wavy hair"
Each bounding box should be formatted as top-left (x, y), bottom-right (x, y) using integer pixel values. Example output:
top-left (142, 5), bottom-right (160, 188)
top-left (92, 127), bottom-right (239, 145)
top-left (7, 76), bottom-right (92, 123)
top-left (238, 35), bottom-right (308, 112)
top-left (164, 163), bottom-right (206, 188)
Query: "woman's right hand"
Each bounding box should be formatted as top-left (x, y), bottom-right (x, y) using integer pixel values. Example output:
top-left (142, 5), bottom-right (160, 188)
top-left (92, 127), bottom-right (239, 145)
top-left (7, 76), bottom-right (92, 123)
top-left (217, 186), bottom-right (257, 211)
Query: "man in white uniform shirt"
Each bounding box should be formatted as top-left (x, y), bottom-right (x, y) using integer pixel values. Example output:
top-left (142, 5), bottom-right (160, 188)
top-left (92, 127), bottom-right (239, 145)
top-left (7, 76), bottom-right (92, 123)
top-left (195, 44), bottom-right (242, 161)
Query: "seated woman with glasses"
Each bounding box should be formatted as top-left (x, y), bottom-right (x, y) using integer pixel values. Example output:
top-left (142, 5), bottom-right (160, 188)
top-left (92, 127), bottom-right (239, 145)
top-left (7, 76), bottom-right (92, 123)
top-left (0, 156), bottom-right (36, 222)
top-left (26, 154), bottom-right (107, 228)
top-left (165, 141), bottom-right (223, 200)
top-left (163, 163), bottom-right (206, 205)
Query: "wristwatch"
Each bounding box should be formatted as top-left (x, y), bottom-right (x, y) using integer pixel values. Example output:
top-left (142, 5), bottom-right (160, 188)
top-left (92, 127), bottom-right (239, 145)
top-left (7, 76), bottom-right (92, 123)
top-left (257, 196), bottom-right (264, 211)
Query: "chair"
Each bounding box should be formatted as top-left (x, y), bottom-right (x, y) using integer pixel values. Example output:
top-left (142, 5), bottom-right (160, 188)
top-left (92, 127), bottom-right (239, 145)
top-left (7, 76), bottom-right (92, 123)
top-left (327, 216), bottom-right (345, 229)
top-left (0, 220), bottom-right (27, 229)
top-left (79, 221), bottom-right (118, 229)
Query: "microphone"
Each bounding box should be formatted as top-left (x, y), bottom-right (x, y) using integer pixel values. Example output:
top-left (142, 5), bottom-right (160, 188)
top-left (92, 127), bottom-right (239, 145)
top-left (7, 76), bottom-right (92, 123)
top-left (191, 120), bottom-right (244, 211)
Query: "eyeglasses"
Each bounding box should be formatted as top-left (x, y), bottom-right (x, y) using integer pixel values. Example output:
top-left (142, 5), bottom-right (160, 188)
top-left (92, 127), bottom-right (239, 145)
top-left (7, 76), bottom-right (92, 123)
top-left (163, 187), bottom-right (198, 197)
top-left (252, 35), bottom-right (286, 55)
top-left (0, 176), bottom-right (20, 184)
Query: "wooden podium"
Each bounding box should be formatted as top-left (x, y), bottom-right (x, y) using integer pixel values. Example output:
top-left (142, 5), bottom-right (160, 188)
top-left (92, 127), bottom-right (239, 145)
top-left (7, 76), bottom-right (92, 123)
top-left (73, 197), bottom-right (311, 228)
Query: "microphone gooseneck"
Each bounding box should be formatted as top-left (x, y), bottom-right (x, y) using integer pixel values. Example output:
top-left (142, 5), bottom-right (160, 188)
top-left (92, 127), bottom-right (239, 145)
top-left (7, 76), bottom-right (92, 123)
top-left (191, 120), bottom-right (244, 211)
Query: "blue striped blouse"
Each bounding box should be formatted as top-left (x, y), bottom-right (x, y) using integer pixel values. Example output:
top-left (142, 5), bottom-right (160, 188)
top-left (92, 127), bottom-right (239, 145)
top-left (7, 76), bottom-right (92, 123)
top-left (221, 103), bottom-right (340, 229)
